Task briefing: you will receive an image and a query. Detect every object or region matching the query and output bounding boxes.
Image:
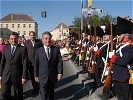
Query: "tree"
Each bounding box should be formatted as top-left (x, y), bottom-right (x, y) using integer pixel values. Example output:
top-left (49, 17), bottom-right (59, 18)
top-left (70, 16), bottom-right (87, 37)
top-left (70, 14), bottom-right (116, 37)
top-left (101, 14), bottom-right (112, 25)
top-left (90, 15), bottom-right (101, 27)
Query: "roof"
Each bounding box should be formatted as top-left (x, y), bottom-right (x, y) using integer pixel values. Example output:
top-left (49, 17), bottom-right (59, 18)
top-left (0, 13), bottom-right (35, 22)
top-left (55, 22), bottom-right (69, 29)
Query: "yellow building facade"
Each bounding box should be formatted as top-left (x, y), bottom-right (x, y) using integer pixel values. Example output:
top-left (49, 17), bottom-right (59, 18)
top-left (0, 13), bottom-right (38, 39)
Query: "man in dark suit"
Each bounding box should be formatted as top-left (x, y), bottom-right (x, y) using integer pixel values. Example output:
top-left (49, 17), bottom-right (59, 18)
top-left (34, 31), bottom-right (63, 100)
top-left (0, 32), bottom-right (28, 100)
top-left (24, 31), bottom-right (42, 91)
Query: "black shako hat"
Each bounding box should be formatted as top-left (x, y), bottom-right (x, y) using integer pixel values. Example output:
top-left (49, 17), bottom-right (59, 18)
top-left (117, 16), bottom-right (133, 35)
top-left (90, 26), bottom-right (105, 38)
top-left (105, 23), bottom-right (117, 37)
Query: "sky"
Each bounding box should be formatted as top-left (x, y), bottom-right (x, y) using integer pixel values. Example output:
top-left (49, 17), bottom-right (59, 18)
top-left (0, 0), bottom-right (132, 37)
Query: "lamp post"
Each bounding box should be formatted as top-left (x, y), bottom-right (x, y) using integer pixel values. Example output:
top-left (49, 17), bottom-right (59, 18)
top-left (81, 0), bottom-right (83, 38)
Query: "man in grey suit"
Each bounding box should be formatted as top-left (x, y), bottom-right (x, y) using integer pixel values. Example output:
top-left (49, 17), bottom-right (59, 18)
top-left (0, 32), bottom-right (28, 100)
top-left (34, 31), bottom-right (63, 100)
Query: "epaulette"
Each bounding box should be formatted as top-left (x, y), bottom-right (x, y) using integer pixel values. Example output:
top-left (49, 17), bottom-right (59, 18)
top-left (116, 43), bottom-right (130, 57)
top-left (99, 38), bottom-right (116, 50)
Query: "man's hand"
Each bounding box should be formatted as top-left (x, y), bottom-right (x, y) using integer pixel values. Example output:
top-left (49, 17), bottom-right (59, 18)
top-left (22, 78), bottom-right (27, 85)
top-left (35, 77), bottom-right (39, 83)
top-left (0, 77), bottom-right (2, 82)
top-left (57, 74), bottom-right (62, 81)
top-left (0, 77), bottom-right (2, 88)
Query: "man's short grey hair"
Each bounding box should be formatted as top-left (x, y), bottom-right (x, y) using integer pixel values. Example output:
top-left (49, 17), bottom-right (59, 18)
top-left (42, 31), bottom-right (52, 38)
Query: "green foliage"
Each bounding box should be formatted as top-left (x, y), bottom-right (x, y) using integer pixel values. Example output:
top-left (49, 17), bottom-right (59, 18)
top-left (70, 13), bottom-right (117, 37)
top-left (100, 14), bottom-right (112, 25)
top-left (90, 15), bottom-right (101, 27)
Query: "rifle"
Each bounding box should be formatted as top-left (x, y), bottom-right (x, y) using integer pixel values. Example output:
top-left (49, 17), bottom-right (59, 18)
top-left (77, 39), bottom-right (82, 55)
top-left (0, 80), bottom-right (1, 89)
top-left (86, 30), bottom-right (92, 68)
top-left (81, 38), bottom-right (87, 61)
top-left (86, 47), bottom-right (91, 68)
top-left (103, 22), bottom-right (114, 88)
top-left (90, 27), bottom-right (97, 74)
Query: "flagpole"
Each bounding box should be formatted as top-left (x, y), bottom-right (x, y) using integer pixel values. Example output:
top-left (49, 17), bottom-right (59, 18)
top-left (81, 0), bottom-right (83, 39)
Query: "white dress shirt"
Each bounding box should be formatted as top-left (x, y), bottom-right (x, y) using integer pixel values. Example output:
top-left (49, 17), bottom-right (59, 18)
top-left (44, 45), bottom-right (50, 59)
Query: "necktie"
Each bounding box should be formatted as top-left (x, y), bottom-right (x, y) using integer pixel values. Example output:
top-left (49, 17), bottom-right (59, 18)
top-left (11, 46), bottom-right (15, 56)
top-left (46, 47), bottom-right (50, 59)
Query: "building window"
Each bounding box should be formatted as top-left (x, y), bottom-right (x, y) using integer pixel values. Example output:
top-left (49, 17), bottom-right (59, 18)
top-left (29, 24), bottom-right (31, 28)
top-left (1, 24), bottom-right (3, 28)
top-left (66, 29), bottom-right (68, 32)
top-left (18, 24), bottom-right (20, 28)
top-left (1, 31), bottom-right (3, 35)
top-left (6, 24), bottom-right (8, 28)
top-left (64, 33), bottom-right (66, 36)
top-left (18, 31), bottom-right (20, 35)
top-left (59, 29), bottom-right (61, 32)
top-left (23, 24), bottom-right (26, 28)
top-left (12, 24), bottom-right (14, 28)
top-left (23, 31), bottom-right (26, 35)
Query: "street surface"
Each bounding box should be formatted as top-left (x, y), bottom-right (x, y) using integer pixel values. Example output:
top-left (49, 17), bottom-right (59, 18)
top-left (0, 56), bottom-right (117, 100)
top-left (0, 59), bottom-right (90, 100)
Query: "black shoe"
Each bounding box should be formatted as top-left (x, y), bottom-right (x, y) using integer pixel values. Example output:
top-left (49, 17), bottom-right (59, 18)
top-left (33, 86), bottom-right (40, 91)
top-left (98, 94), bottom-right (108, 100)
top-left (98, 94), bottom-right (105, 97)
top-left (87, 74), bottom-right (93, 80)
top-left (32, 89), bottom-right (39, 97)
top-left (81, 70), bottom-right (87, 74)
top-left (11, 96), bottom-right (17, 100)
top-left (97, 83), bottom-right (103, 87)
top-left (98, 94), bottom-right (113, 100)
top-left (87, 76), bottom-right (93, 80)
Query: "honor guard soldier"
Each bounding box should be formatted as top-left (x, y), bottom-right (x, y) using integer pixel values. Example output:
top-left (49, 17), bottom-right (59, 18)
top-left (111, 34), bottom-right (133, 100)
top-left (80, 32), bottom-right (88, 73)
top-left (110, 16), bottom-right (133, 100)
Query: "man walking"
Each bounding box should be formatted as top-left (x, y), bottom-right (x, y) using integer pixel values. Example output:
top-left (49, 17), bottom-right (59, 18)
top-left (24, 31), bottom-right (42, 91)
top-left (34, 31), bottom-right (63, 100)
top-left (0, 32), bottom-right (28, 100)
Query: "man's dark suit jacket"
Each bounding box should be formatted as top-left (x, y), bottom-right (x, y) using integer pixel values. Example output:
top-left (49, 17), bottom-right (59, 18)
top-left (0, 44), bottom-right (28, 84)
top-left (34, 45), bottom-right (63, 84)
top-left (24, 39), bottom-right (43, 65)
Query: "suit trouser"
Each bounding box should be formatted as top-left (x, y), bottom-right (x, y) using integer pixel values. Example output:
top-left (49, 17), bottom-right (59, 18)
top-left (129, 85), bottom-right (133, 100)
top-left (114, 80), bottom-right (130, 100)
top-left (40, 79), bottom-right (54, 100)
top-left (1, 77), bottom-right (23, 100)
top-left (28, 62), bottom-right (39, 90)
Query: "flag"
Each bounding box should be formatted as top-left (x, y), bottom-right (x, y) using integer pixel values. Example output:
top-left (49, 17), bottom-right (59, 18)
top-left (88, 0), bottom-right (92, 7)
top-left (83, 0), bottom-right (88, 8)
top-left (83, 0), bottom-right (92, 8)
